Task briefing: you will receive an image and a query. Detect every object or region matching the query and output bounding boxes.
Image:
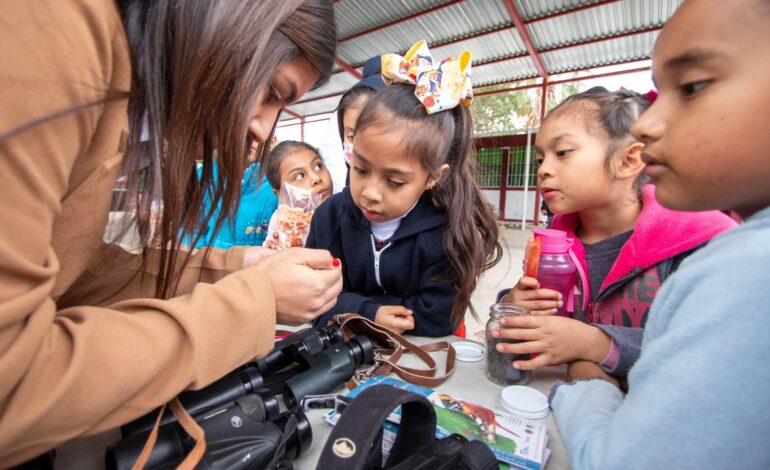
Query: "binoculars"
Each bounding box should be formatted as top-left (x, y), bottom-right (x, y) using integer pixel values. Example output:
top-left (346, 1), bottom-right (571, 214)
top-left (107, 326), bottom-right (374, 470)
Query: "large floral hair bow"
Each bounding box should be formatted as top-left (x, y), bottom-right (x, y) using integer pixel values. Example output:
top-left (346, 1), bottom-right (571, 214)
top-left (381, 40), bottom-right (473, 114)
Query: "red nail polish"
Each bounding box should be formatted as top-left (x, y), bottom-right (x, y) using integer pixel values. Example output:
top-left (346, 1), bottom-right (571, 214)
top-left (332, 258), bottom-right (341, 267)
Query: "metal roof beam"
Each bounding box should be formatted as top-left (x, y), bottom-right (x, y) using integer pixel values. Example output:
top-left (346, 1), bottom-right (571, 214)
top-left (502, 0), bottom-right (548, 79)
top-left (527, 0), bottom-right (621, 24)
top-left (335, 57), bottom-right (362, 80)
top-left (338, 0), bottom-right (466, 43)
top-left (474, 64), bottom-right (651, 99)
top-left (333, 0), bottom-right (622, 71)
top-left (540, 25), bottom-right (663, 53)
top-left (282, 108), bottom-right (303, 120)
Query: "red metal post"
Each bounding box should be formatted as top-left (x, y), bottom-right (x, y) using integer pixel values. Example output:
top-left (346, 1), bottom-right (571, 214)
top-left (502, 0), bottom-right (549, 80)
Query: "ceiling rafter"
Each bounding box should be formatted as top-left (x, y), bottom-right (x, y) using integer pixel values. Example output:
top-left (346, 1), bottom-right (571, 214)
top-left (501, 0), bottom-right (548, 79)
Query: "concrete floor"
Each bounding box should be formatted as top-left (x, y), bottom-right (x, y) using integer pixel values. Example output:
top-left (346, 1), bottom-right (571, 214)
top-left (464, 225), bottom-right (534, 341)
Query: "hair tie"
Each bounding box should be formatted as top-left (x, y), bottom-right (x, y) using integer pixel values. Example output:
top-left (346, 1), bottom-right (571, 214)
top-left (381, 40), bottom-right (473, 114)
top-left (643, 89), bottom-right (658, 104)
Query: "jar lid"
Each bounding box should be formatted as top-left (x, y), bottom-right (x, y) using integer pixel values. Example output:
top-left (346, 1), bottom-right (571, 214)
top-left (452, 341), bottom-right (486, 362)
top-left (500, 385), bottom-right (550, 419)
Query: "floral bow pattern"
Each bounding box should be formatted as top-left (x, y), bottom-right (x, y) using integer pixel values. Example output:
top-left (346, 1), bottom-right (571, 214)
top-left (381, 40), bottom-right (473, 114)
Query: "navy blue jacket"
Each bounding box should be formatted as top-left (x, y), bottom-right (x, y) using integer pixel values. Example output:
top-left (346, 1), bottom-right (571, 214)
top-left (305, 188), bottom-right (456, 337)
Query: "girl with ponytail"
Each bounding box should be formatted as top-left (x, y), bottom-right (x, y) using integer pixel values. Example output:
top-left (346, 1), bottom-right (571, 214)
top-left (306, 41), bottom-right (502, 337)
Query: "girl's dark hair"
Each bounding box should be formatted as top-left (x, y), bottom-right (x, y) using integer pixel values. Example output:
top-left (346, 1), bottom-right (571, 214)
top-left (356, 84), bottom-right (503, 326)
top-left (337, 87), bottom-right (377, 141)
top-left (265, 140), bottom-right (321, 190)
top-left (546, 86), bottom-right (651, 198)
top-left (116, 0), bottom-right (336, 298)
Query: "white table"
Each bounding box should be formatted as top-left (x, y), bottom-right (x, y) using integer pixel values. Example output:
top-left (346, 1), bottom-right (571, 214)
top-left (292, 335), bottom-right (570, 469)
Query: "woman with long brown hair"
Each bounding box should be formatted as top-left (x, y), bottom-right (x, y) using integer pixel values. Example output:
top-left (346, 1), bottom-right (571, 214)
top-left (0, 0), bottom-right (339, 465)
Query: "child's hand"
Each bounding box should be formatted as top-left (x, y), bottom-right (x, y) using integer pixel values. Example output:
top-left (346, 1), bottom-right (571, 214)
top-left (263, 231), bottom-right (280, 250)
top-left (491, 315), bottom-right (611, 370)
top-left (375, 306), bottom-right (414, 334)
top-left (243, 246), bottom-right (278, 267)
top-left (567, 360), bottom-right (620, 388)
top-left (500, 276), bottom-right (563, 315)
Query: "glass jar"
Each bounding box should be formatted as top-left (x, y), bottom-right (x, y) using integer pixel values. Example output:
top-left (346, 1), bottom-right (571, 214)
top-left (485, 303), bottom-right (532, 386)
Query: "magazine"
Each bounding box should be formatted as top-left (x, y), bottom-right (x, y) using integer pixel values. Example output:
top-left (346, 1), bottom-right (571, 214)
top-left (324, 376), bottom-right (551, 470)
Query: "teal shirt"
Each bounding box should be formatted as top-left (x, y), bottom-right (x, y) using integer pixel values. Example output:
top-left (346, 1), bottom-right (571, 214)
top-left (186, 163), bottom-right (277, 248)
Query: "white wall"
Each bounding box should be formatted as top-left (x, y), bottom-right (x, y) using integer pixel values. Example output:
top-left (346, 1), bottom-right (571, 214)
top-left (504, 189), bottom-right (538, 221)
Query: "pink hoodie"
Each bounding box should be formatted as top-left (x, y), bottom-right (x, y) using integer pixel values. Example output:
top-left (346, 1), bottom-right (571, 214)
top-left (551, 185), bottom-right (737, 327)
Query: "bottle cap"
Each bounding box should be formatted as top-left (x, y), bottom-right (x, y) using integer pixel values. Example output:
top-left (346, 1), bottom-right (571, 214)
top-left (452, 341), bottom-right (486, 362)
top-left (500, 385), bottom-right (550, 419)
top-left (533, 228), bottom-right (572, 254)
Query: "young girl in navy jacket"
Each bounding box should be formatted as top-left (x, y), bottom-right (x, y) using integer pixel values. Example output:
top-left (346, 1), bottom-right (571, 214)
top-left (306, 42), bottom-right (502, 337)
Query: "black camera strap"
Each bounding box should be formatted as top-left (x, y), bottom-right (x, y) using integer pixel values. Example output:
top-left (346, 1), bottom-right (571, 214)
top-left (316, 385), bottom-right (436, 469)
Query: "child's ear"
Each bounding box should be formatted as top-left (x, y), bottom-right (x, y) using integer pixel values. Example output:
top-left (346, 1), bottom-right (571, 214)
top-left (614, 142), bottom-right (645, 180)
top-left (425, 164), bottom-right (450, 190)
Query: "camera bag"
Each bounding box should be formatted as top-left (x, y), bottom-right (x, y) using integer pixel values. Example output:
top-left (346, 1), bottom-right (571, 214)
top-left (332, 313), bottom-right (456, 388)
top-left (316, 384), bottom-right (497, 470)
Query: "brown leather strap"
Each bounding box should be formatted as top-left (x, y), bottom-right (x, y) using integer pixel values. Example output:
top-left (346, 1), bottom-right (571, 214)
top-left (169, 397), bottom-right (206, 470)
top-left (130, 404), bottom-right (166, 470)
top-left (334, 314), bottom-right (456, 388)
top-left (130, 398), bottom-right (206, 470)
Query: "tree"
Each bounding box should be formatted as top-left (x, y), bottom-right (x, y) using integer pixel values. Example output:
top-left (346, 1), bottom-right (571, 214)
top-left (472, 80), bottom-right (584, 136)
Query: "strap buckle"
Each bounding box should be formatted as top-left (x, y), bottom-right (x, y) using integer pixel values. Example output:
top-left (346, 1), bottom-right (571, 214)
top-left (300, 394), bottom-right (352, 414)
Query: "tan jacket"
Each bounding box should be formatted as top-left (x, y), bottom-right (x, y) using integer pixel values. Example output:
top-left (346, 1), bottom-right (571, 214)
top-left (0, 1), bottom-right (277, 465)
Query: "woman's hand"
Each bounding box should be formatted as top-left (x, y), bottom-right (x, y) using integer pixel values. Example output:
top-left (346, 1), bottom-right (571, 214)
top-left (500, 276), bottom-right (563, 315)
top-left (254, 248), bottom-right (342, 325)
top-left (492, 314), bottom-right (611, 370)
top-left (375, 305), bottom-right (414, 334)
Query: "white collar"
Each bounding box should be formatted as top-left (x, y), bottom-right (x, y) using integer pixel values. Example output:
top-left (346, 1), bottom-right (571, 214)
top-left (370, 200), bottom-right (419, 241)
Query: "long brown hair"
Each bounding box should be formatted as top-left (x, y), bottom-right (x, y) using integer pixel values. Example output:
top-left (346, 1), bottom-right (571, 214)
top-left (355, 84), bottom-right (503, 325)
top-left (115, 0), bottom-right (336, 298)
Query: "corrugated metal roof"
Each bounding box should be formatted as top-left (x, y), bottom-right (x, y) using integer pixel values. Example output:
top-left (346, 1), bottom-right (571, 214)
top-left (336, 0), bottom-right (514, 66)
top-left (540, 30), bottom-right (659, 73)
top-left (283, 0), bottom-right (682, 120)
top-left (527, 0), bottom-right (681, 49)
top-left (335, 0), bottom-right (450, 39)
top-left (514, 0), bottom-right (609, 21)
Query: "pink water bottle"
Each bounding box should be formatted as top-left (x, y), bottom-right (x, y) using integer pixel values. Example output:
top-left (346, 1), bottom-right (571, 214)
top-left (532, 229), bottom-right (577, 317)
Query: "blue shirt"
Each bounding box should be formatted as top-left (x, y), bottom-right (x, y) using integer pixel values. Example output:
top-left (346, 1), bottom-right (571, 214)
top-left (551, 205), bottom-right (770, 469)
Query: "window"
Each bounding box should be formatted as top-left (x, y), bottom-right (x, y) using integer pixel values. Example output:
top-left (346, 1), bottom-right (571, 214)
top-left (507, 145), bottom-right (537, 188)
top-left (477, 147), bottom-right (502, 187)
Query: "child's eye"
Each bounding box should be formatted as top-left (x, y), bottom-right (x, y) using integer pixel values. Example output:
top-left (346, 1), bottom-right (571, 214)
top-left (352, 166), bottom-right (367, 175)
top-left (292, 172), bottom-right (305, 181)
top-left (313, 162), bottom-right (324, 171)
top-left (535, 158), bottom-right (544, 167)
top-left (679, 80), bottom-right (709, 98)
top-left (387, 179), bottom-right (404, 189)
top-left (555, 149), bottom-right (572, 158)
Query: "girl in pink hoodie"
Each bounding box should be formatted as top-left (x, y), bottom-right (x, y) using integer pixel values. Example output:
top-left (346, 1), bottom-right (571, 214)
top-left (494, 87), bottom-right (735, 378)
